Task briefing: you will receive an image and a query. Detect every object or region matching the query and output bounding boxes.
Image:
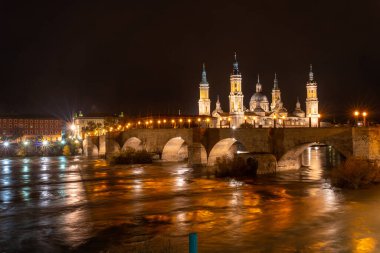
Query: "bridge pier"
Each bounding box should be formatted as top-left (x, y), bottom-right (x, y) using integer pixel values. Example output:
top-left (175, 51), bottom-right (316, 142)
top-left (188, 143), bottom-right (207, 166)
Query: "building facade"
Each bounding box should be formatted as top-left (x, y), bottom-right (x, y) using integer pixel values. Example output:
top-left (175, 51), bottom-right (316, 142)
top-left (199, 54), bottom-right (319, 128)
top-left (0, 117), bottom-right (63, 141)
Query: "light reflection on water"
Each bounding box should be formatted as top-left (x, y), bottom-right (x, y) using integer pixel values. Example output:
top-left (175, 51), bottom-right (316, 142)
top-left (0, 149), bottom-right (379, 252)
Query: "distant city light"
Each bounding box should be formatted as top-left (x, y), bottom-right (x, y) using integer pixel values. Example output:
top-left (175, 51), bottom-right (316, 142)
top-left (61, 140), bottom-right (66, 145)
top-left (3, 141), bottom-right (9, 147)
top-left (42, 140), bottom-right (48, 146)
top-left (23, 141), bottom-right (29, 146)
top-left (70, 124), bottom-right (76, 131)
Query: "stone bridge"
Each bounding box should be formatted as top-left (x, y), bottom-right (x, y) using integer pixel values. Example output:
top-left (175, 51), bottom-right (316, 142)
top-left (83, 127), bottom-right (380, 171)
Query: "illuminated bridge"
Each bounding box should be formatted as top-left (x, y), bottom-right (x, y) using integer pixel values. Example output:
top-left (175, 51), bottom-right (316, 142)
top-left (83, 127), bottom-right (380, 170)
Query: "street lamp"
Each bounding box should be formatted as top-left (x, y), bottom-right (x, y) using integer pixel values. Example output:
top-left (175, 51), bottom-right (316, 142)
top-left (281, 115), bottom-right (285, 128)
top-left (187, 119), bottom-right (191, 128)
top-left (273, 115), bottom-right (277, 128)
top-left (363, 112), bottom-right (367, 127)
top-left (3, 141), bottom-right (9, 147)
top-left (206, 118), bottom-right (210, 128)
top-left (354, 111), bottom-right (359, 126)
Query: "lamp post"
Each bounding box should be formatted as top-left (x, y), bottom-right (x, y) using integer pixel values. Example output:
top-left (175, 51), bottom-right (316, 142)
top-left (197, 118), bottom-right (201, 128)
top-left (354, 111), bottom-right (359, 127)
top-left (171, 119), bottom-right (175, 128)
top-left (187, 119), bottom-right (191, 128)
top-left (228, 117), bottom-right (231, 128)
top-left (281, 115), bottom-right (285, 128)
top-left (273, 115), bottom-right (277, 128)
top-left (179, 118), bottom-right (183, 128)
top-left (206, 118), bottom-right (210, 128)
top-left (363, 112), bottom-right (367, 127)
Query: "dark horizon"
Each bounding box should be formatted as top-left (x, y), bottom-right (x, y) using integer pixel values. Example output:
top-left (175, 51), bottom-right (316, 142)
top-left (1, 0), bottom-right (379, 122)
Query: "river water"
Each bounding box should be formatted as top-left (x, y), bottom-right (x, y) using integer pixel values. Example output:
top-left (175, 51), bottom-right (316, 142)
top-left (1, 147), bottom-right (380, 252)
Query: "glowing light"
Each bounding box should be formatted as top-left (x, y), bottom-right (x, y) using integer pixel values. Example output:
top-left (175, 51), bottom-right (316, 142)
top-left (74, 140), bottom-right (79, 144)
top-left (23, 141), bottom-right (29, 146)
top-left (197, 118), bottom-right (201, 122)
top-left (42, 140), bottom-right (48, 146)
top-left (163, 119), bottom-right (167, 123)
top-left (354, 111), bottom-right (359, 116)
top-left (70, 124), bottom-right (76, 131)
top-left (3, 141), bottom-right (9, 147)
top-left (61, 140), bottom-right (66, 145)
top-left (232, 126), bottom-right (236, 130)
top-left (179, 118), bottom-right (183, 123)
top-left (187, 119), bottom-right (191, 123)
top-left (206, 118), bottom-right (210, 122)
top-left (171, 119), bottom-right (175, 123)
top-left (363, 112), bottom-right (367, 117)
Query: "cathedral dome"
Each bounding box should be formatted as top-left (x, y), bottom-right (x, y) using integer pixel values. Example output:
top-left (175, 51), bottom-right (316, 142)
top-left (250, 92), bottom-right (268, 103)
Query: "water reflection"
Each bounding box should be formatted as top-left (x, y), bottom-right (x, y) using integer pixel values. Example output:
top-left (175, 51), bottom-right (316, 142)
top-left (0, 151), bottom-right (379, 252)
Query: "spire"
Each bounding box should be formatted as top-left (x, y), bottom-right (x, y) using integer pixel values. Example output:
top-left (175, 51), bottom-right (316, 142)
top-left (215, 95), bottom-right (223, 112)
top-left (200, 63), bottom-right (208, 85)
top-left (256, 74), bottom-right (262, 92)
top-left (309, 64), bottom-right (314, 81)
top-left (274, 72), bottom-right (279, 89)
top-left (296, 97), bottom-right (301, 109)
top-left (232, 52), bottom-right (240, 75)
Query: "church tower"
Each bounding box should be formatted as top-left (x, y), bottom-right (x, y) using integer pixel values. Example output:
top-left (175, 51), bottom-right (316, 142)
top-left (305, 64), bottom-right (319, 127)
top-left (228, 53), bottom-right (244, 127)
top-left (198, 63), bottom-right (211, 116)
top-left (271, 73), bottom-right (281, 111)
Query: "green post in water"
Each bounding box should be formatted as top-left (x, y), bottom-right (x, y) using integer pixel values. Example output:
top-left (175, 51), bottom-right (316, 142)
top-left (189, 232), bottom-right (198, 253)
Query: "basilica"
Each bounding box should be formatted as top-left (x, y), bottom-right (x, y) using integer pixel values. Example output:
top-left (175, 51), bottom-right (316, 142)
top-left (198, 54), bottom-right (319, 128)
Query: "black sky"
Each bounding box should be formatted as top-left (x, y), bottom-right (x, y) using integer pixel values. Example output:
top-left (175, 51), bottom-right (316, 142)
top-left (1, 0), bottom-right (380, 121)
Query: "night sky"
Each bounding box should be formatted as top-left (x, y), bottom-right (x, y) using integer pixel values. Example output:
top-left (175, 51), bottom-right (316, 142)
top-left (1, 0), bottom-right (380, 121)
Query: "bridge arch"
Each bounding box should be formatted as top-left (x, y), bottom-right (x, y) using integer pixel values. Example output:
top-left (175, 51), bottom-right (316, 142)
top-left (107, 140), bottom-right (121, 154)
top-left (162, 137), bottom-right (188, 162)
top-left (122, 137), bottom-right (143, 151)
top-left (207, 138), bottom-right (247, 166)
top-left (83, 139), bottom-right (99, 157)
top-left (277, 142), bottom-right (346, 171)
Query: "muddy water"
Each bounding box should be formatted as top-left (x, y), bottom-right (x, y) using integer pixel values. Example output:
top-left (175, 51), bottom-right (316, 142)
top-left (1, 147), bottom-right (380, 252)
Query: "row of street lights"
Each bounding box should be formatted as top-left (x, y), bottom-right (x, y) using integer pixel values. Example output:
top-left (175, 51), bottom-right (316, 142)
top-left (354, 110), bottom-right (368, 126)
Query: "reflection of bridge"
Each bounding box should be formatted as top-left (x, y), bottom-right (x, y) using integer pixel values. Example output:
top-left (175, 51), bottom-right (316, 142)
top-left (84, 127), bottom-right (380, 170)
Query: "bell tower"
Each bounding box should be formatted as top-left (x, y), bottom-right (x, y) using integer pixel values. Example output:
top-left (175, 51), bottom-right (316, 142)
top-left (271, 73), bottom-right (281, 111)
top-left (198, 63), bottom-right (211, 116)
top-left (228, 53), bottom-right (244, 127)
top-left (305, 64), bottom-right (319, 127)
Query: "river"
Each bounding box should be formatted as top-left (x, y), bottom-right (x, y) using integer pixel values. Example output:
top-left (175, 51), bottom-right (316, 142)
top-left (1, 147), bottom-right (380, 252)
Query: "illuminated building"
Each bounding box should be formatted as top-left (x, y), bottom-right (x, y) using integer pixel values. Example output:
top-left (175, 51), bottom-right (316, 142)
top-left (0, 116), bottom-right (63, 141)
top-left (200, 54), bottom-right (319, 128)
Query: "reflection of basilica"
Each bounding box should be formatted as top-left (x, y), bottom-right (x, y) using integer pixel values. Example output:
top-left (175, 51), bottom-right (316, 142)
top-left (198, 54), bottom-right (319, 128)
